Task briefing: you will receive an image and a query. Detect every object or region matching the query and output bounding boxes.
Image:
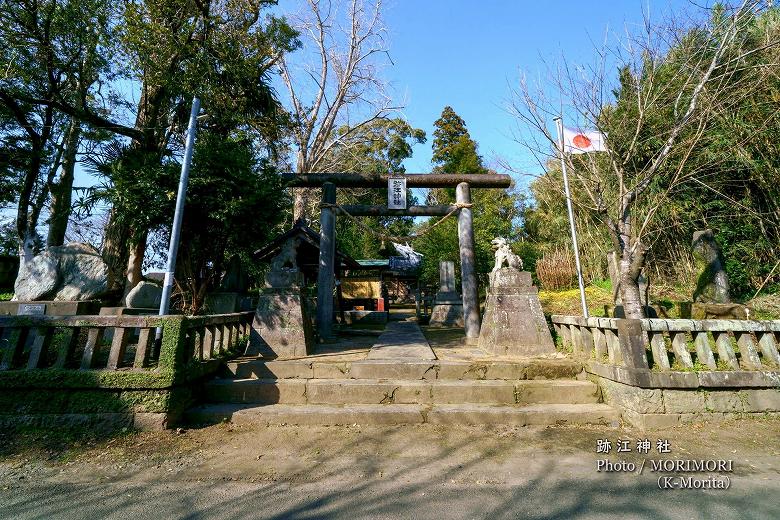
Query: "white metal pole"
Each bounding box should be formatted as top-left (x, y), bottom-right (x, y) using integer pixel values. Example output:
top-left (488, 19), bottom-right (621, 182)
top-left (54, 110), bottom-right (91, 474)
top-left (158, 96), bottom-right (200, 319)
top-left (554, 117), bottom-right (589, 318)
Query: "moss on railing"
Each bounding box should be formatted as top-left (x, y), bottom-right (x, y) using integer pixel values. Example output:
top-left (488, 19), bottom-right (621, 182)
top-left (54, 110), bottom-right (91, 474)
top-left (0, 311), bottom-right (253, 429)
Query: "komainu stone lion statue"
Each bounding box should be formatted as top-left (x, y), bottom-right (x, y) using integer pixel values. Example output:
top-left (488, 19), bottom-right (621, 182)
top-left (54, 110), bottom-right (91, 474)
top-left (491, 237), bottom-right (523, 272)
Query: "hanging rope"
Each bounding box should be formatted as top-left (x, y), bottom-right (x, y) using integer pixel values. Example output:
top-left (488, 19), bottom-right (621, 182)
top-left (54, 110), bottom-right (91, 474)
top-left (319, 202), bottom-right (472, 243)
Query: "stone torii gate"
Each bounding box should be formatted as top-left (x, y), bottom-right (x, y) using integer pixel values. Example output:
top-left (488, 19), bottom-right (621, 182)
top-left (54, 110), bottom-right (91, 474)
top-left (285, 173), bottom-right (512, 343)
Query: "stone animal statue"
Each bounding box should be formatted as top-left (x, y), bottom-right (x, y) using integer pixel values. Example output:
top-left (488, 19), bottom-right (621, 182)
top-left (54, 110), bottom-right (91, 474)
top-left (491, 237), bottom-right (523, 272)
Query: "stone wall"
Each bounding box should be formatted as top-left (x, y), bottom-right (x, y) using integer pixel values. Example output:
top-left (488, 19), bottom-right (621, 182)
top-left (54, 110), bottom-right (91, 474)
top-left (0, 362), bottom-right (220, 431)
top-left (597, 377), bottom-right (780, 428)
top-left (0, 385), bottom-right (193, 431)
top-left (0, 312), bottom-right (252, 430)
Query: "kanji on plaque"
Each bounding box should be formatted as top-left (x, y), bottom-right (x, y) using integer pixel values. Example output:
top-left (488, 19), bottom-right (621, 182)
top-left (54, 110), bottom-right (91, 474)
top-left (388, 177), bottom-right (407, 209)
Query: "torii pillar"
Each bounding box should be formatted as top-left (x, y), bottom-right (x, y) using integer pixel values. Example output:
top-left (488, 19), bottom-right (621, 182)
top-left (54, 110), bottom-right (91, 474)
top-left (316, 182), bottom-right (337, 341)
top-left (457, 182), bottom-right (481, 342)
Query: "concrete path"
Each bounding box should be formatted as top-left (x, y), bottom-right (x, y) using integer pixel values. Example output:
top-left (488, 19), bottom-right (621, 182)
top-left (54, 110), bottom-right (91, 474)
top-left (367, 322), bottom-right (436, 360)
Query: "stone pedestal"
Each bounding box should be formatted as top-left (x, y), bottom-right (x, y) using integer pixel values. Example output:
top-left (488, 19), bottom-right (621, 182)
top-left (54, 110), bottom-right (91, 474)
top-left (478, 268), bottom-right (555, 356)
top-left (429, 261), bottom-right (464, 327)
top-left (248, 287), bottom-right (314, 359)
top-left (248, 259), bottom-right (315, 359)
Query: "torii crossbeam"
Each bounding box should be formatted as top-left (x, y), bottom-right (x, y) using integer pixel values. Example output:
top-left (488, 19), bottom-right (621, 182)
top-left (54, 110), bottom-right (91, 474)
top-left (286, 173), bottom-right (513, 343)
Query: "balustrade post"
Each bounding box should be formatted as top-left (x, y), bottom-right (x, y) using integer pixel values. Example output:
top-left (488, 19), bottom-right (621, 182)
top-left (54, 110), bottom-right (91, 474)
top-left (735, 332), bottom-right (762, 369)
top-left (203, 326), bottom-right (216, 359)
top-left (649, 332), bottom-right (671, 370)
top-left (605, 328), bottom-right (621, 365)
top-left (53, 328), bottom-right (79, 368)
top-left (26, 327), bottom-right (52, 369)
top-left (670, 331), bottom-right (694, 369)
top-left (107, 327), bottom-right (131, 370)
top-left (134, 328), bottom-right (154, 368)
top-left (592, 327), bottom-right (608, 361)
top-left (693, 331), bottom-right (717, 370)
top-left (81, 328), bottom-right (106, 369)
top-left (714, 332), bottom-right (740, 370)
top-left (757, 332), bottom-right (780, 367)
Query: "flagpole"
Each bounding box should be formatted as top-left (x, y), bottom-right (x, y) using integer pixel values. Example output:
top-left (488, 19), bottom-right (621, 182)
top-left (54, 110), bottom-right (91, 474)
top-left (554, 117), bottom-right (589, 318)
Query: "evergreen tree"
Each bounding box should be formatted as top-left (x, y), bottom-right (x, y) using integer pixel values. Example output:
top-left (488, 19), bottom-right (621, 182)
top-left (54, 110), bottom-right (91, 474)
top-left (415, 107), bottom-right (522, 288)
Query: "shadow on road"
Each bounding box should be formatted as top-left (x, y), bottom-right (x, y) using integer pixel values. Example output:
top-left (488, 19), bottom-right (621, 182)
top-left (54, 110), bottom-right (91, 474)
top-left (1, 422), bottom-right (777, 519)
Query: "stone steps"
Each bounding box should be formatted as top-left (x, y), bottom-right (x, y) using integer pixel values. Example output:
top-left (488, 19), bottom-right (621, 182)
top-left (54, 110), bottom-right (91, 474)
top-left (185, 402), bottom-right (620, 427)
top-left (203, 378), bottom-right (600, 406)
top-left (222, 358), bottom-right (583, 381)
top-left (194, 346), bottom-right (618, 428)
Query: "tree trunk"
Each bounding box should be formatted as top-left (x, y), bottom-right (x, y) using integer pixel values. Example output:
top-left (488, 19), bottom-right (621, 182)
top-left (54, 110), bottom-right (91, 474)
top-left (47, 120), bottom-right (80, 247)
top-left (293, 153), bottom-right (308, 223)
top-left (101, 82), bottom-right (166, 298)
top-left (102, 208), bottom-right (130, 295)
top-left (619, 268), bottom-right (644, 319)
top-left (15, 131), bottom-right (45, 268)
top-left (122, 231), bottom-right (147, 302)
top-left (293, 189), bottom-right (308, 223)
top-left (618, 243), bottom-right (648, 319)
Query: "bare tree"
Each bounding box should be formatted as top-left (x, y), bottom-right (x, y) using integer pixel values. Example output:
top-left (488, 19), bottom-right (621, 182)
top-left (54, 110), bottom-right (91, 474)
top-left (279, 0), bottom-right (399, 222)
top-left (510, 0), bottom-right (771, 318)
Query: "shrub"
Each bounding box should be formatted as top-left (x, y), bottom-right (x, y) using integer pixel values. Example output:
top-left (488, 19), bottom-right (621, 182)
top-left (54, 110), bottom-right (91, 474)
top-left (536, 249), bottom-right (576, 290)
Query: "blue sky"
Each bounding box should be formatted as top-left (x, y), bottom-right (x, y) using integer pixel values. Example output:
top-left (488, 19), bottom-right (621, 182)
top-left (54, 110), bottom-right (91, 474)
top-left (380, 0), bottom-right (703, 188)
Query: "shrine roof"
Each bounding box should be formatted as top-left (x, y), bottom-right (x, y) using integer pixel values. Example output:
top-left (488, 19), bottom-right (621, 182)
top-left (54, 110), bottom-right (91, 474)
top-left (253, 219), bottom-right (361, 270)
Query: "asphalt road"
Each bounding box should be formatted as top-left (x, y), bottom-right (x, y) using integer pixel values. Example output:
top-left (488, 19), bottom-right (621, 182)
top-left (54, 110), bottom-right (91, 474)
top-left (2, 469), bottom-right (777, 519)
top-left (1, 422), bottom-right (778, 519)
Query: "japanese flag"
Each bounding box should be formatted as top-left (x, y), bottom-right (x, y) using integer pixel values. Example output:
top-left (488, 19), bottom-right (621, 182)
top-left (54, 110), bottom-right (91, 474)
top-left (562, 127), bottom-right (607, 154)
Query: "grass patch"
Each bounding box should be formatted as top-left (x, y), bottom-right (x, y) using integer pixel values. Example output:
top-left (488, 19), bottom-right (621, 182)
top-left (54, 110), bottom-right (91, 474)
top-left (539, 285), bottom-right (613, 317)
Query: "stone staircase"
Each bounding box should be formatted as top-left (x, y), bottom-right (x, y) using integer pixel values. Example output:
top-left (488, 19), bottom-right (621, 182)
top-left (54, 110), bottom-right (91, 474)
top-left (186, 357), bottom-right (621, 426)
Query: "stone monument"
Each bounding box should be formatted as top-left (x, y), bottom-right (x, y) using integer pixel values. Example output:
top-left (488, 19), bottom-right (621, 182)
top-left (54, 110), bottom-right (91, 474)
top-left (248, 237), bottom-right (314, 359)
top-left (692, 229), bottom-right (730, 303)
top-left (478, 238), bottom-right (555, 356)
top-left (428, 260), bottom-right (464, 327)
top-left (125, 281), bottom-right (163, 309)
top-left (13, 242), bottom-right (109, 301)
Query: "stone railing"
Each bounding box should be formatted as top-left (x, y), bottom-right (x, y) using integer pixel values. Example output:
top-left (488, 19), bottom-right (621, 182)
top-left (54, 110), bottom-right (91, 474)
top-left (551, 315), bottom-right (780, 389)
top-left (0, 311), bottom-right (254, 430)
top-left (0, 312), bottom-right (253, 372)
